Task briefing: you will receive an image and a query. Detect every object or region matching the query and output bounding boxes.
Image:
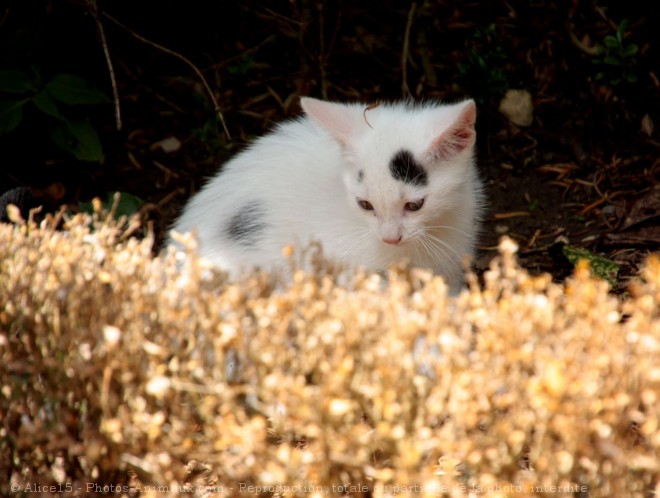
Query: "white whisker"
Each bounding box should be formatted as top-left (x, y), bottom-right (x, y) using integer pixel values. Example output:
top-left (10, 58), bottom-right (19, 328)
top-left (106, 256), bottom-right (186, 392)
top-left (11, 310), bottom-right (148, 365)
top-left (423, 224), bottom-right (472, 238)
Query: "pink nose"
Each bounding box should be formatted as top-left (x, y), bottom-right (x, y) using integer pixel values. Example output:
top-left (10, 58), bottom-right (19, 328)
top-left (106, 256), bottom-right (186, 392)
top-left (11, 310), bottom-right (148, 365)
top-left (383, 236), bottom-right (402, 245)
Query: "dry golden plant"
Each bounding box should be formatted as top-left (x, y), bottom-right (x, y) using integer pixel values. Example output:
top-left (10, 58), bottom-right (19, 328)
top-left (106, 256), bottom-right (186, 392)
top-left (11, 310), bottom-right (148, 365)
top-left (1, 208), bottom-right (658, 497)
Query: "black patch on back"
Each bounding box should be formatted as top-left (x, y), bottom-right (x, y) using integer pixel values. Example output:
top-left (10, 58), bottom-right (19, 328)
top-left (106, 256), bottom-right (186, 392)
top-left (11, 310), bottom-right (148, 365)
top-left (389, 149), bottom-right (428, 186)
top-left (226, 202), bottom-right (267, 247)
top-left (357, 170), bottom-right (364, 182)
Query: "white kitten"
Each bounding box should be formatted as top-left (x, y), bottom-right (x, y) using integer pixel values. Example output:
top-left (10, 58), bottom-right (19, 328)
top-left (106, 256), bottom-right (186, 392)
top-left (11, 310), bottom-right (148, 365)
top-left (171, 97), bottom-right (484, 290)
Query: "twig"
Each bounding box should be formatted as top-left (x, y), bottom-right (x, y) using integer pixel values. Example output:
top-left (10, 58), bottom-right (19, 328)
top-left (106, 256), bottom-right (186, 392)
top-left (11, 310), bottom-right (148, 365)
top-left (317, 1), bottom-right (329, 100)
top-left (401, 2), bottom-right (417, 98)
top-left (211, 35), bottom-right (276, 69)
top-left (579, 197), bottom-right (607, 216)
top-left (362, 102), bottom-right (381, 129)
top-left (565, 21), bottom-right (599, 56)
top-left (313, 2), bottom-right (341, 100)
top-left (88, 0), bottom-right (122, 130)
top-left (266, 86), bottom-right (285, 110)
top-left (262, 7), bottom-right (304, 26)
top-left (416, 29), bottom-right (437, 87)
top-left (527, 228), bottom-right (541, 249)
top-left (493, 211), bottom-right (531, 220)
top-left (102, 12), bottom-right (231, 142)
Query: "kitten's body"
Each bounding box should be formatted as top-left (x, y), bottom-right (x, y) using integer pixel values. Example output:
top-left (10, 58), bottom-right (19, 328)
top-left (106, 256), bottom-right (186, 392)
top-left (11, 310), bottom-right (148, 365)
top-left (172, 98), bottom-right (483, 290)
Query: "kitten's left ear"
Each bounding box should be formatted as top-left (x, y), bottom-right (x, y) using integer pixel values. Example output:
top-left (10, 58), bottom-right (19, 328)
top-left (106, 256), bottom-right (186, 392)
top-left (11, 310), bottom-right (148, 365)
top-left (301, 97), bottom-right (361, 147)
top-left (427, 100), bottom-right (477, 162)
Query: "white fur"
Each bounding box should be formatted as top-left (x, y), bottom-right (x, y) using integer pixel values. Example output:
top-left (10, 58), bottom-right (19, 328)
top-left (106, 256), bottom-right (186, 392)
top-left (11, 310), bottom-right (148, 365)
top-left (171, 98), bottom-right (484, 290)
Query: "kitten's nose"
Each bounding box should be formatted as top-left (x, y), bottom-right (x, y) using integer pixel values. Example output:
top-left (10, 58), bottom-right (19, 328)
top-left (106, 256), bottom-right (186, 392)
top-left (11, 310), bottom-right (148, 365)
top-left (383, 236), bottom-right (403, 245)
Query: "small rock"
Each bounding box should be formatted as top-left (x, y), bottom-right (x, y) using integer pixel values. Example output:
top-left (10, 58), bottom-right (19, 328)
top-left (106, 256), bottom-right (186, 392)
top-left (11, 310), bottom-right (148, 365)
top-left (641, 114), bottom-right (654, 137)
top-left (151, 136), bottom-right (182, 153)
top-left (499, 89), bottom-right (534, 127)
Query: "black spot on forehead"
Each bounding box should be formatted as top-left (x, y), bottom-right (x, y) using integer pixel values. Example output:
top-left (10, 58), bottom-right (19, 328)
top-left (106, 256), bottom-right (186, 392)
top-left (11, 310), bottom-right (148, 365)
top-left (389, 149), bottom-right (428, 186)
top-left (357, 170), bottom-right (364, 182)
top-left (226, 202), bottom-right (267, 247)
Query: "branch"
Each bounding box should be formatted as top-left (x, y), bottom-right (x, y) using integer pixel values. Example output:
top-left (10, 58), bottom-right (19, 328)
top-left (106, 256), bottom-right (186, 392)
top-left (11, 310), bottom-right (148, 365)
top-left (566, 22), bottom-right (600, 56)
top-left (401, 2), bottom-right (417, 98)
top-left (103, 12), bottom-right (231, 141)
top-left (88, 0), bottom-right (122, 130)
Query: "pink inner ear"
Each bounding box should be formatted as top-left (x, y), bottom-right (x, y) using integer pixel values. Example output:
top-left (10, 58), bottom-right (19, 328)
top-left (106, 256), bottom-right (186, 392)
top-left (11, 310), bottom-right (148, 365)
top-left (428, 102), bottom-right (477, 162)
top-left (300, 97), bottom-right (358, 146)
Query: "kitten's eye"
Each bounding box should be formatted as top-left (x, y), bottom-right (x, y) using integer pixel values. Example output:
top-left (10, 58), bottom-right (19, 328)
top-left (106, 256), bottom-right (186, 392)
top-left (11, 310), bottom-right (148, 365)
top-left (404, 199), bottom-right (425, 212)
top-left (357, 200), bottom-right (374, 211)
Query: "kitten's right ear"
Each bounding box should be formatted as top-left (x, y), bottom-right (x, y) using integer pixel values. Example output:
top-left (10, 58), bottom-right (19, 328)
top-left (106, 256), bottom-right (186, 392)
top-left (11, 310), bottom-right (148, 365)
top-left (301, 97), bottom-right (360, 147)
top-left (427, 100), bottom-right (477, 162)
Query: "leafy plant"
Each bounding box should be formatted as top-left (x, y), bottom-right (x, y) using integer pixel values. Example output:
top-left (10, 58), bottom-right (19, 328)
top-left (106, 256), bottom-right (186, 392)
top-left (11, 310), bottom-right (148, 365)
top-left (78, 192), bottom-right (144, 219)
top-left (456, 24), bottom-right (509, 102)
top-left (0, 70), bottom-right (110, 161)
top-left (528, 198), bottom-right (540, 211)
top-left (193, 113), bottom-right (234, 156)
top-left (190, 90), bottom-right (235, 158)
top-left (592, 19), bottom-right (639, 86)
top-left (227, 54), bottom-right (256, 75)
top-left (563, 245), bottom-right (620, 287)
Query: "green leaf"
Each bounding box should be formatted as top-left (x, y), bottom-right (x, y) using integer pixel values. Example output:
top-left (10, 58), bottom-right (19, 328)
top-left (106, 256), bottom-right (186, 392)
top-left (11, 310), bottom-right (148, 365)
top-left (603, 35), bottom-right (619, 49)
top-left (528, 199), bottom-right (540, 211)
top-left (626, 73), bottom-right (638, 83)
top-left (49, 124), bottom-right (77, 156)
top-left (32, 91), bottom-right (63, 119)
top-left (111, 192), bottom-right (144, 218)
top-left (603, 55), bottom-right (621, 66)
top-left (0, 98), bottom-right (28, 133)
top-left (623, 43), bottom-right (638, 57)
top-left (618, 19), bottom-right (629, 41)
top-left (45, 74), bottom-right (110, 105)
top-left (0, 70), bottom-right (35, 94)
top-left (227, 55), bottom-right (255, 75)
top-left (79, 192), bottom-right (144, 218)
top-left (563, 245), bottom-right (620, 287)
top-left (49, 119), bottom-right (103, 162)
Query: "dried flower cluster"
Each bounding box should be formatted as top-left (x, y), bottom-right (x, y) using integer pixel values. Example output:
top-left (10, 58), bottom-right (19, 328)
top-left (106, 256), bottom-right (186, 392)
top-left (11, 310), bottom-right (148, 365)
top-left (1, 211), bottom-right (659, 497)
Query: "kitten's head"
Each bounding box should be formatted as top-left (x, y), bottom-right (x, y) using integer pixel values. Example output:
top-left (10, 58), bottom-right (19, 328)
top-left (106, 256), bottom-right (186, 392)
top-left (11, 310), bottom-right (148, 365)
top-left (301, 97), bottom-right (477, 247)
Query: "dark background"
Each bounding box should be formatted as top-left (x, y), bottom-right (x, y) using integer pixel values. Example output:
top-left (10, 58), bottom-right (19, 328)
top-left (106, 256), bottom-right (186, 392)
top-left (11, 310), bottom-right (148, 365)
top-left (1, 0), bottom-right (658, 288)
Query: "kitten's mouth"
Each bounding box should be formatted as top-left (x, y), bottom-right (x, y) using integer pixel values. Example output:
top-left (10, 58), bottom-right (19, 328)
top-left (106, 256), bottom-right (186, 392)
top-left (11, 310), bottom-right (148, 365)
top-left (382, 236), bottom-right (404, 246)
